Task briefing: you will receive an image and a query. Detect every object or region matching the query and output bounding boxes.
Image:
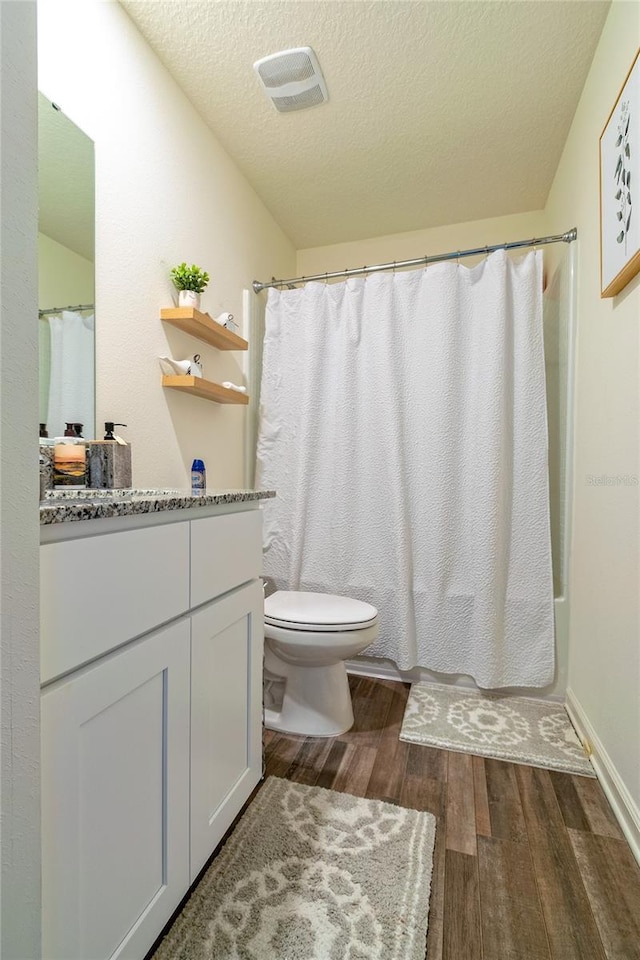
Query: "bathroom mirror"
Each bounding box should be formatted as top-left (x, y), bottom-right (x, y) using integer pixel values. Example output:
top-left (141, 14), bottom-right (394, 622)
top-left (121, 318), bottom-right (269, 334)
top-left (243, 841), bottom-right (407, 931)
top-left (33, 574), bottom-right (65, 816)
top-left (38, 92), bottom-right (95, 440)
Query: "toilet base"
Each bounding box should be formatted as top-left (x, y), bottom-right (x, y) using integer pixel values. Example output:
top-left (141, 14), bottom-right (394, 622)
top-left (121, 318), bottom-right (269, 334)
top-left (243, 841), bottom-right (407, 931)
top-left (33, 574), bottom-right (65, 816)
top-left (264, 660), bottom-right (354, 738)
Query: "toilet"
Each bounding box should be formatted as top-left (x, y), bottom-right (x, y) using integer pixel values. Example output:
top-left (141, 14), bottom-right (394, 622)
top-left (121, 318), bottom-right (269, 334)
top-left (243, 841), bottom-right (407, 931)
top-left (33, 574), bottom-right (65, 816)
top-left (263, 591), bottom-right (379, 737)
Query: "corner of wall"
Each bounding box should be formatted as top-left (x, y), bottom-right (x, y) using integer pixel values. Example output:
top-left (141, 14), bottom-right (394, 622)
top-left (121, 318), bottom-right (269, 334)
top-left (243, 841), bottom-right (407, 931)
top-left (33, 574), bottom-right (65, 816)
top-left (566, 688), bottom-right (640, 865)
top-left (0, 1), bottom-right (41, 956)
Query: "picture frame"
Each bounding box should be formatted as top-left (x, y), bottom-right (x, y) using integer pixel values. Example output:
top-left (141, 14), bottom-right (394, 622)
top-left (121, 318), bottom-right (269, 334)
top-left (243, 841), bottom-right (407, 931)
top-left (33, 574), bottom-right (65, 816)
top-left (600, 48), bottom-right (640, 298)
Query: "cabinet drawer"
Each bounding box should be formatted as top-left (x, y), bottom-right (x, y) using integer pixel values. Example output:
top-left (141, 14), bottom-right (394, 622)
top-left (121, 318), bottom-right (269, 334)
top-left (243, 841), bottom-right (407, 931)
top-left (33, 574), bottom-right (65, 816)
top-left (41, 522), bottom-right (190, 683)
top-left (190, 509), bottom-right (262, 608)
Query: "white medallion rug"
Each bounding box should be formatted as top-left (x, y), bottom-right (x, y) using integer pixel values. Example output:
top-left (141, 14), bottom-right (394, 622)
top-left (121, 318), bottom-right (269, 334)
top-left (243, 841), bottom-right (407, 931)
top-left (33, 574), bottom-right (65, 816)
top-left (152, 776), bottom-right (436, 960)
top-left (400, 683), bottom-right (595, 777)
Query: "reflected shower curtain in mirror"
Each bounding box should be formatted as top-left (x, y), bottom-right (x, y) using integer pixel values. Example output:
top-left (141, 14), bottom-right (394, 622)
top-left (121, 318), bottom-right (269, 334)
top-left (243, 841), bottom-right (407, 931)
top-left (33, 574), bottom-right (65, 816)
top-left (256, 250), bottom-right (554, 688)
top-left (45, 310), bottom-right (95, 438)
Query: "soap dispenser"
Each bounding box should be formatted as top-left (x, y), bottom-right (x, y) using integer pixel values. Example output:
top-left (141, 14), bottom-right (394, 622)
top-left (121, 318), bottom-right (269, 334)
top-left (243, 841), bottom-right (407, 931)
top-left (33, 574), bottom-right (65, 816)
top-left (104, 422), bottom-right (127, 440)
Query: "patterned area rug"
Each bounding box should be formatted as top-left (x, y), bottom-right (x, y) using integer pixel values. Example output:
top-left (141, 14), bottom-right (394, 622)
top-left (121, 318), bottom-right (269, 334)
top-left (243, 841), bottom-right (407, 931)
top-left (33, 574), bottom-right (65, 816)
top-left (400, 683), bottom-right (595, 777)
top-left (152, 777), bottom-right (436, 960)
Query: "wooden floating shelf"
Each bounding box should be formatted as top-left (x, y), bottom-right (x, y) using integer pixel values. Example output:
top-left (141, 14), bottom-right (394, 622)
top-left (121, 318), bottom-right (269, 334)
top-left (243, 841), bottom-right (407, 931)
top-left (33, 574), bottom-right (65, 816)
top-left (162, 375), bottom-right (249, 405)
top-left (160, 307), bottom-right (248, 351)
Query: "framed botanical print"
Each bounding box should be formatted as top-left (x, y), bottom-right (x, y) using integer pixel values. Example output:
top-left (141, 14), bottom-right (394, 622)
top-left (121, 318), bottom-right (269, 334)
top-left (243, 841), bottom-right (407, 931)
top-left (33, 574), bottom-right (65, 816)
top-left (600, 48), bottom-right (640, 298)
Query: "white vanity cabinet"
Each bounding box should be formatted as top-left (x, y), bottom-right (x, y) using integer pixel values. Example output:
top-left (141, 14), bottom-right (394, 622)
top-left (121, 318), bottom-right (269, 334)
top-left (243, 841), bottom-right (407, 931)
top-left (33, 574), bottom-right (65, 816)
top-left (40, 502), bottom-right (266, 960)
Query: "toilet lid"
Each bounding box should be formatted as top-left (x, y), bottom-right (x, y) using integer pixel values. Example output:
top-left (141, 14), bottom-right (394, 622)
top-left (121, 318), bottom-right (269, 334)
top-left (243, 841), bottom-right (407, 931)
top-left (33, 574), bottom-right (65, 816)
top-left (264, 591), bottom-right (378, 632)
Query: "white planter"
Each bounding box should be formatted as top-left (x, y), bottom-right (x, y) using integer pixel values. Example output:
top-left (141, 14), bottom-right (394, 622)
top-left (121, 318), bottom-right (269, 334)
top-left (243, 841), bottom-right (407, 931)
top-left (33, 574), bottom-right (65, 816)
top-left (178, 290), bottom-right (201, 310)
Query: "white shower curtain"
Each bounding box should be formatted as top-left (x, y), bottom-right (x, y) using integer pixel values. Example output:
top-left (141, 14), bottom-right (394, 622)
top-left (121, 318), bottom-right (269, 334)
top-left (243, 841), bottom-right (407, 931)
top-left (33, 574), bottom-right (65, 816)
top-left (257, 250), bottom-right (555, 688)
top-left (46, 310), bottom-right (95, 439)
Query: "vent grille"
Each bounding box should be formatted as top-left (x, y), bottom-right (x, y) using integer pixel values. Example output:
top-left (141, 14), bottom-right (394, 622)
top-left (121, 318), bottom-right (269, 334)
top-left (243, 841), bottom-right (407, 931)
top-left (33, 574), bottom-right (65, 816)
top-left (271, 85), bottom-right (325, 113)
top-left (253, 46), bottom-right (328, 113)
top-left (257, 51), bottom-right (315, 88)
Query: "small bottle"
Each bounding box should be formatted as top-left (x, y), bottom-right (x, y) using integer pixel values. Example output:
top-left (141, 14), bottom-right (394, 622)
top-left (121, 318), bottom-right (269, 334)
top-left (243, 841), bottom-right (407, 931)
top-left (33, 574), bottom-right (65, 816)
top-left (39, 423), bottom-right (48, 438)
top-left (191, 459), bottom-right (206, 494)
top-left (73, 423), bottom-right (84, 438)
top-left (64, 423), bottom-right (75, 437)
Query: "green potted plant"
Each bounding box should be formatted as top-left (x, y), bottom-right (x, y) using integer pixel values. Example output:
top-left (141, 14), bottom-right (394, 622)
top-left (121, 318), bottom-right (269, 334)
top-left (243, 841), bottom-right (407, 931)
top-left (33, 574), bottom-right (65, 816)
top-left (170, 262), bottom-right (210, 310)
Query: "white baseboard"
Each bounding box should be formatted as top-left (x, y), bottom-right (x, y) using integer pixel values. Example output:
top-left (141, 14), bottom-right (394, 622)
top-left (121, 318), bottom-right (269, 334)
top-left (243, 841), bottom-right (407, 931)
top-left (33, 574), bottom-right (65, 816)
top-left (566, 687), bottom-right (640, 866)
top-left (345, 656), bottom-right (564, 702)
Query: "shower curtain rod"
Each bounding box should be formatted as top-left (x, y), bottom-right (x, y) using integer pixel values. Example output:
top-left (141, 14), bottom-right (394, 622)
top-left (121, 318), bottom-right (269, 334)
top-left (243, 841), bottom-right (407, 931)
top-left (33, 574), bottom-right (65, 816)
top-left (39, 302), bottom-right (95, 317)
top-left (252, 227), bottom-right (577, 293)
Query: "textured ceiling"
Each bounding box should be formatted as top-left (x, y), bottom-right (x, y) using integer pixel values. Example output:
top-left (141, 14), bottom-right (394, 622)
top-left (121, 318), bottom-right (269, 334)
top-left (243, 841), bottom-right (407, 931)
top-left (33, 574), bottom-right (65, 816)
top-left (121, 0), bottom-right (609, 249)
top-left (38, 93), bottom-right (95, 261)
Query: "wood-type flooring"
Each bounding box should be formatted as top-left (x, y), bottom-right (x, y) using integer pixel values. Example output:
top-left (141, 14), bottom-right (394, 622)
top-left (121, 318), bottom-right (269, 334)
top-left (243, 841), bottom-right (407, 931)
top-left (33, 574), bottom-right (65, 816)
top-left (264, 676), bottom-right (640, 960)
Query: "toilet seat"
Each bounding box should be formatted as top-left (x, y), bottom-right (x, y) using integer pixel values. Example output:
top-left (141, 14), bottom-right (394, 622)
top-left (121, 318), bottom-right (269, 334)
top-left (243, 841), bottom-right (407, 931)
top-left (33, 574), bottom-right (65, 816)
top-left (264, 590), bottom-right (378, 632)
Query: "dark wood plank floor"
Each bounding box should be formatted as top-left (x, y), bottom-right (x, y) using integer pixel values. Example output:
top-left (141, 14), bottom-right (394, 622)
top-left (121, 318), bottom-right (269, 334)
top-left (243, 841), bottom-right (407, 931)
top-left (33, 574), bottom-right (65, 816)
top-left (264, 676), bottom-right (640, 960)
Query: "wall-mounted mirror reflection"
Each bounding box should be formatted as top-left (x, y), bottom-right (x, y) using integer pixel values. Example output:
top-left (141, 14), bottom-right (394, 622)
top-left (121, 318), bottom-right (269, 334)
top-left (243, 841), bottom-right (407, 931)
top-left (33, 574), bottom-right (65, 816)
top-left (38, 93), bottom-right (95, 440)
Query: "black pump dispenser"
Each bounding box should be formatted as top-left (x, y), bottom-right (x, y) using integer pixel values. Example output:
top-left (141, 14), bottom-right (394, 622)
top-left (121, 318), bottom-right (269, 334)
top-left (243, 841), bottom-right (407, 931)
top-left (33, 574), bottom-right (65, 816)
top-left (104, 422), bottom-right (127, 440)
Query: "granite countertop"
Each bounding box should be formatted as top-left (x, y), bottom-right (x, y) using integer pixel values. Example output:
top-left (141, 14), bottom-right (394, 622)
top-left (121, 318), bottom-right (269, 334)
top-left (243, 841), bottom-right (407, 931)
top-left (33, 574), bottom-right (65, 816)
top-left (39, 488), bottom-right (275, 525)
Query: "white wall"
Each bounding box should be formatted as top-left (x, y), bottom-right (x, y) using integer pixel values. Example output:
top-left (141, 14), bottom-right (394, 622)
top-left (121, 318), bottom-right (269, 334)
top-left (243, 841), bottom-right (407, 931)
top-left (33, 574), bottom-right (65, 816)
top-left (38, 0), bottom-right (296, 489)
top-left (38, 232), bottom-right (94, 309)
top-left (0, 2), bottom-right (41, 957)
top-left (544, 0), bottom-right (640, 849)
top-left (297, 209), bottom-right (546, 278)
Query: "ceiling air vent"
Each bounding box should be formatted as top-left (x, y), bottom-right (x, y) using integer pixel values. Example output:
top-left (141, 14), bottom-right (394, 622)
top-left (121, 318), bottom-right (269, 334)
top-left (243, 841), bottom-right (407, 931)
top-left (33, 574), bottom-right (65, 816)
top-left (253, 47), bottom-right (328, 113)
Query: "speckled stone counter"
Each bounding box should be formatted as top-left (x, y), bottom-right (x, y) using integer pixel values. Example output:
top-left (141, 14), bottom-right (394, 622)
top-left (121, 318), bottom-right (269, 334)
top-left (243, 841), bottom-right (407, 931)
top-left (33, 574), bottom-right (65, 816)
top-left (40, 488), bottom-right (275, 525)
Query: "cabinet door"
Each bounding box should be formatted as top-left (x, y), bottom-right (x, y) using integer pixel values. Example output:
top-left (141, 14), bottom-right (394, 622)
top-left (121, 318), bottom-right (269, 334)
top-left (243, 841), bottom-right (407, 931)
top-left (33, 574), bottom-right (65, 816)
top-left (41, 619), bottom-right (190, 960)
top-left (190, 579), bottom-right (264, 880)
